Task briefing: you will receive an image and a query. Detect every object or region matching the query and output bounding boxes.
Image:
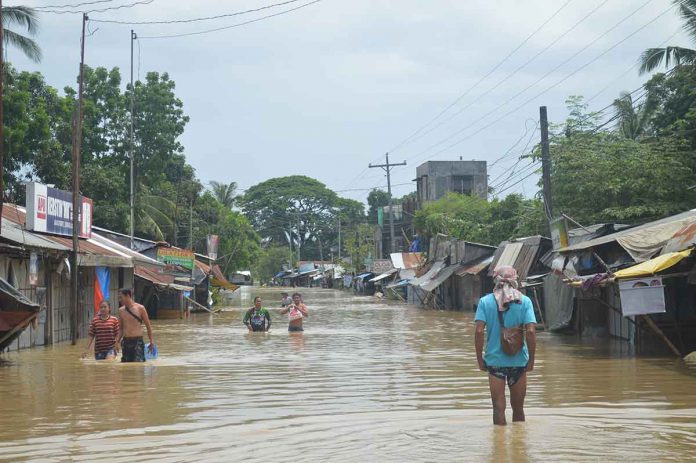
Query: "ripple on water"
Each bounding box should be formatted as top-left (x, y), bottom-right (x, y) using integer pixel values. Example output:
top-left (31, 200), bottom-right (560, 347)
top-left (0, 287), bottom-right (695, 461)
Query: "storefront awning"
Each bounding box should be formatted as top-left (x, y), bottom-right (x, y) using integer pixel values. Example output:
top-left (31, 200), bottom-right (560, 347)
top-left (212, 277), bottom-right (239, 291)
top-left (369, 268), bottom-right (398, 282)
top-left (613, 249), bottom-right (692, 279)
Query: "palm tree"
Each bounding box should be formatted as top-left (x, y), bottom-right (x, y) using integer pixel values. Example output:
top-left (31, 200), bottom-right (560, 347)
top-left (3, 6), bottom-right (41, 62)
top-left (210, 181), bottom-right (237, 209)
top-left (612, 91), bottom-right (656, 140)
top-left (639, 0), bottom-right (696, 74)
top-left (135, 193), bottom-right (177, 241)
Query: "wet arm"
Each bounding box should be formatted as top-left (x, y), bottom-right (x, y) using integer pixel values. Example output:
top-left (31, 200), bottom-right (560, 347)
top-left (141, 307), bottom-right (154, 345)
top-left (475, 321), bottom-right (486, 371)
top-left (116, 312), bottom-right (123, 345)
top-left (297, 305), bottom-right (309, 317)
top-left (526, 323), bottom-right (537, 372)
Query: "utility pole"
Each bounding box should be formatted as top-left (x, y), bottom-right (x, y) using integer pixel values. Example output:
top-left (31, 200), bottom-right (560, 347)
top-left (539, 106), bottom-right (553, 227)
top-left (129, 30), bottom-right (137, 249)
top-left (337, 216), bottom-right (341, 261)
top-left (369, 153), bottom-right (406, 255)
top-left (0, 0), bottom-right (4, 231)
top-left (296, 212), bottom-right (301, 263)
top-left (71, 13), bottom-right (88, 345)
top-left (189, 197), bottom-right (193, 250)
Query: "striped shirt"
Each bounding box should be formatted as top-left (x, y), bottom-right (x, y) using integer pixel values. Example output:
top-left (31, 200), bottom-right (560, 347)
top-left (89, 316), bottom-right (119, 353)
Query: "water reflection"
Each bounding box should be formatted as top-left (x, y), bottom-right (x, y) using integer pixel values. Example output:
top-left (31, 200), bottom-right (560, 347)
top-left (0, 286), bottom-right (694, 461)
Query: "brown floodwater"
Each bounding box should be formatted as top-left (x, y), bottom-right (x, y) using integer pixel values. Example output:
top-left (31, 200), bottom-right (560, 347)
top-left (1, 287), bottom-right (695, 462)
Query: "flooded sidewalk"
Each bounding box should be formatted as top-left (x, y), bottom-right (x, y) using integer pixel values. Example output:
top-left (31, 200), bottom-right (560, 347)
top-left (1, 287), bottom-right (695, 462)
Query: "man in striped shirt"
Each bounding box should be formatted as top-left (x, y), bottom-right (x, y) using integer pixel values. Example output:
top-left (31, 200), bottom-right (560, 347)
top-left (83, 300), bottom-right (120, 360)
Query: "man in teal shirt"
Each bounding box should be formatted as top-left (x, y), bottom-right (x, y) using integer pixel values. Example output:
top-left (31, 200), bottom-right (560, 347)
top-left (243, 297), bottom-right (272, 332)
top-left (475, 266), bottom-right (537, 425)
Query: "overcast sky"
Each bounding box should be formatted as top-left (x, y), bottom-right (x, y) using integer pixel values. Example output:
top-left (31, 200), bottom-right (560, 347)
top-left (13, 0), bottom-right (691, 204)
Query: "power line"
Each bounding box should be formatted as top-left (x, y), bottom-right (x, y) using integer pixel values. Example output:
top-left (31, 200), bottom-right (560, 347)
top-left (395, 3), bottom-right (676, 172)
top-left (386, 0), bottom-right (574, 154)
top-left (91, 0), bottom-right (306, 24)
top-left (138, 0), bottom-right (322, 39)
top-left (400, 0), bottom-right (660, 166)
top-left (391, 0), bottom-right (608, 155)
top-left (39, 0), bottom-right (154, 14)
top-left (34, 0), bottom-right (115, 9)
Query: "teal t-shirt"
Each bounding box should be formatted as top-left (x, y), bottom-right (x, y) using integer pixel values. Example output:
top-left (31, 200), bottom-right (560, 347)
top-left (475, 293), bottom-right (536, 367)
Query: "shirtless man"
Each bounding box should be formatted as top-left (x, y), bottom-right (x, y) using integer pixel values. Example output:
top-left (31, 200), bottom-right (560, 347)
top-left (279, 292), bottom-right (309, 332)
top-left (116, 288), bottom-right (155, 362)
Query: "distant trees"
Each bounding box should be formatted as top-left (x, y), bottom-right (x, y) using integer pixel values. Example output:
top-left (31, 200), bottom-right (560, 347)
top-left (240, 175), bottom-right (366, 261)
top-left (3, 63), bottom-right (259, 272)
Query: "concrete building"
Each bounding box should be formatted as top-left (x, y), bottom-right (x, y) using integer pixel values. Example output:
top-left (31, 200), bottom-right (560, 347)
top-left (415, 160), bottom-right (488, 204)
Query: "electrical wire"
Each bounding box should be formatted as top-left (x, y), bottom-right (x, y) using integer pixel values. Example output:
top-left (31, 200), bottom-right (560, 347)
top-left (391, 0), bottom-right (612, 156)
top-left (138, 0), bottom-right (322, 39)
top-left (386, 0), bottom-right (574, 154)
top-left (91, 0), bottom-right (307, 24)
top-left (398, 3), bottom-right (676, 170)
top-left (34, 0), bottom-right (115, 9)
top-left (400, 0), bottom-right (662, 166)
top-left (38, 0), bottom-right (154, 14)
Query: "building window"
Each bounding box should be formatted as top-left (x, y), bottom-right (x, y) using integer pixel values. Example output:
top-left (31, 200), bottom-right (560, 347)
top-left (451, 176), bottom-right (472, 195)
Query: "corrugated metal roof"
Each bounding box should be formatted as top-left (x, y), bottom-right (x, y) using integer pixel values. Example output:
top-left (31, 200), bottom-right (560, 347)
top-left (369, 268), bottom-right (398, 282)
top-left (489, 236), bottom-right (550, 280)
top-left (560, 209), bottom-right (696, 253)
top-left (3, 204), bottom-right (131, 266)
top-left (456, 255), bottom-right (493, 276)
top-left (390, 252), bottom-right (424, 269)
top-left (1, 219), bottom-right (70, 251)
top-left (419, 264), bottom-right (459, 292)
top-left (409, 260), bottom-right (447, 289)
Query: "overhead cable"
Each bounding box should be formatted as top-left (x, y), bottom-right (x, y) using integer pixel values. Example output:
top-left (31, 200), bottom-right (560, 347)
top-left (138, 0), bottom-right (322, 39)
top-left (91, 0), bottom-right (306, 24)
top-left (386, 0), bottom-right (574, 154)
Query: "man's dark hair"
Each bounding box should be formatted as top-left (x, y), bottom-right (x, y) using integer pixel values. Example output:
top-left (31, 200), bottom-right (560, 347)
top-left (254, 296), bottom-right (262, 303)
top-left (119, 288), bottom-right (133, 298)
top-left (292, 292), bottom-right (302, 298)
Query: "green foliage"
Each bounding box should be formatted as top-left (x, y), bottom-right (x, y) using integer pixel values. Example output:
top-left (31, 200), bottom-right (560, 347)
top-left (240, 176), bottom-right (365, 260)
top-left (367, 189), bottom-right (390, 223)
top-left (254, 246), bottom-right (293, 284)
top-left (343, 223), bottom-right (375, 272)
top-left (644, 66), bottom-right (696, 149)
top-left (414, 193), bottom-right (545, 245)
top-left (547, 131), bottom-right (696, 224)
top-left (2, 62), bottom-right (259, 271)
top-left (210, 181), bottom-right (237, 209)
top-left (638, 0), bottom-right (696, 73)
top-left (2, 6), bottom-right (41, 62)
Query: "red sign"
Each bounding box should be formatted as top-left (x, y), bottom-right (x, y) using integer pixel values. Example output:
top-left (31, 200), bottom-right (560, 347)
top-left (37, 195), bottom-right (47, 220)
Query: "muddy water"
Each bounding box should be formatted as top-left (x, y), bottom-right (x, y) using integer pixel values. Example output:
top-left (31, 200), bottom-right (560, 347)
top-left (0, 287), bottom-right (695, 462)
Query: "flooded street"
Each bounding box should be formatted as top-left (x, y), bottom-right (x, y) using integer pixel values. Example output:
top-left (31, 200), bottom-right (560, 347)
top-left (1, 287), bottom-right (695, 462)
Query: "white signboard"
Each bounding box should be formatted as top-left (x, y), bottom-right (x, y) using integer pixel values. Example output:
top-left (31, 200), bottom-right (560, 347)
top-left (618, 277), bottom-right (666, 316)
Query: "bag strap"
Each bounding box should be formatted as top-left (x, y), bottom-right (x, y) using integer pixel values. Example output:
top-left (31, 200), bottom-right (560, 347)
top-left (497, 308), bottom-right (505, 329)
top-left (124, 305), bottom-right (143, 324)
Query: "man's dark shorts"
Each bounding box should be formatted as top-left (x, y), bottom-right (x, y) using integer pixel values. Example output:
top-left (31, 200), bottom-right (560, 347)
top-left (487, 366), bottom-right (526, 387)
top-left (121, 337), bottom-right (145, 363)
top-left (95, 349), bottom-right (116, 360)
top-left (288, 326), bottom-right (304, 332)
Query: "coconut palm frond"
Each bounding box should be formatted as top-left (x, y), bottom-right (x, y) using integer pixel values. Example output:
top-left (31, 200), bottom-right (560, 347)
top-left (3, 29), bottom-right (41, 62)
top-left (675, 0), bottom-right (696, 41)
top-left (638, 46), bottom-right (696, 74)
top-left (210, 181), bottom-right (237, 209)
top-left (2, 6), bottom-right (39, 34)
